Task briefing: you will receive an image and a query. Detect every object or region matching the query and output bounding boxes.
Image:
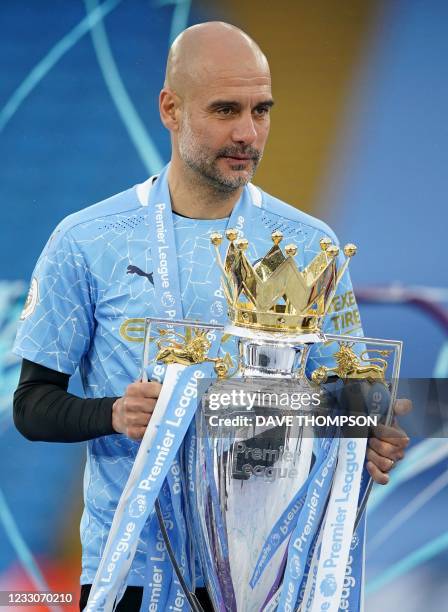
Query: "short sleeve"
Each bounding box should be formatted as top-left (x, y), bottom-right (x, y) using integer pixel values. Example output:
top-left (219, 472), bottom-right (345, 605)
top-left (13, 227), bottom-right (94, 375)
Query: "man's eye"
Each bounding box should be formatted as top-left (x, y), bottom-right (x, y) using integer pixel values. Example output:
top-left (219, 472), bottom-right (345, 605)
top-left (254, 106), bottom-right (270, 117)
top-left (217, 107), bottom-right (234, 115)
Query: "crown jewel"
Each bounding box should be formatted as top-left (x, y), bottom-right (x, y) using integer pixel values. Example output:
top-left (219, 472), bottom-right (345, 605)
top-left (211, 229), bottom-right (356, 334)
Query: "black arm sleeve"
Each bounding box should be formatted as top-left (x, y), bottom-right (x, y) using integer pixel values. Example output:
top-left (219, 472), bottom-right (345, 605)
top-left (13, 359), bottom-right (118, 442)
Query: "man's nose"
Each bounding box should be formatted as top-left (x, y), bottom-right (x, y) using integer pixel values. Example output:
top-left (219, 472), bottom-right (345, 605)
top-left (231, 112), bottom-right (257, 145)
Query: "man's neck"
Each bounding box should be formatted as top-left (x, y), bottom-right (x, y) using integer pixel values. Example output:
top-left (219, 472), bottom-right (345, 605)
top-left (167, 162), bottom-right (242, 219)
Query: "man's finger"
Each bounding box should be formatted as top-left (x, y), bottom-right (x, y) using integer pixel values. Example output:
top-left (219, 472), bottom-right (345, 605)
top-left (126, 412), bottom-right (152, 428)
top-left (366, 447), bottom-right (395, 473)
top-left (122, 397), bottom-right (157, 414)
top-left (127, 426), bottom-right (147, 441)
top-left (135, 400), bottom-right (157, 414)
top-left (371, 423), bottom-right (410, 447)
top-left (125, 381), bottom-right (162, 398)
top-left (394, 398), bottom-right (412, 416)
top-left (366, 461), bottom-right (389, 485)
top-left (368, 436), bottom-right (406, 462)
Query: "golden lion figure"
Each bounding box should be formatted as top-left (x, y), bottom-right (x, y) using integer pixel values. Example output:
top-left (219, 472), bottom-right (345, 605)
top-left (156, 327), bottom-right (211, 365)
top-left (155, 327), bottom-right (231, 378)
top-left (312, 343), bottom-right (391, 384)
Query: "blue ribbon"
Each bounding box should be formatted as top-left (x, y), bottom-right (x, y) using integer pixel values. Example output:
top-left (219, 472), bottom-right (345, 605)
top-left (337, 469), bottom-right (369, 611)
top-left (141, 483), bottom-right (176, 612)
top-left (277, 437), bottom-right (340, 611)
top-left (250, 437), bottom-right (334, 589)
top-left (143, 163), bottom-right (255, 609)
top-left (85, 362), bottom-right (214, 611)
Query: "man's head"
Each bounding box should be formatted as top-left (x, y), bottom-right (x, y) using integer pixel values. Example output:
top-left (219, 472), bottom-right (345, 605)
top-left (160, 22), bottom-right (273, 193)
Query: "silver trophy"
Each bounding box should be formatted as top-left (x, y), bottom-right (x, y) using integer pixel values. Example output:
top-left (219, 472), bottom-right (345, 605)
top-left (142, 230), bottom-right (402, 611)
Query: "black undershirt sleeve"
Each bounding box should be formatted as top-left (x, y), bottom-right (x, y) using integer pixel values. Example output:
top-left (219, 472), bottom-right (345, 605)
top-left (13, 359), bottom-right (118, 442)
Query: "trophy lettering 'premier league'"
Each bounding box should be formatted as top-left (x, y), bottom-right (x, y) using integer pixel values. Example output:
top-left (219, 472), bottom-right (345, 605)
top-left (86, 201), bottom-right (401, 611)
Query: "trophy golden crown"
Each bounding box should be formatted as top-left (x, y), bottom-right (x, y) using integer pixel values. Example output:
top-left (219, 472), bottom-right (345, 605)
top-left (210, 229), bottom-right (356, 334)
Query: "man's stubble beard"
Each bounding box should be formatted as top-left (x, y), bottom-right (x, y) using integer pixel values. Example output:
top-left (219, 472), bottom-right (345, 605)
top-left (178, 115), bottom-right (262, 194)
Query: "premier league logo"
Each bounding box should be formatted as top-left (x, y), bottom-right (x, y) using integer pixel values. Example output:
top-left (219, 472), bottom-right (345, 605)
top-left (210, 300), bottom-right (224, 317)
top-left (351, 532), bottom-right (360, 550)
top-left (161, 291), bottom-right (175, 308)
top-left (289, 555), bottom-right (302, 580)
top-left (320, 574), bottom-right (337, 597)
top-left (129, 494), bottom-right (147, 518)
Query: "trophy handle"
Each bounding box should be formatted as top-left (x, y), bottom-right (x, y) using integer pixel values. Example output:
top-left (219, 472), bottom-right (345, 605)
top-left (310, 343), bottom-right (392, 385)
top-left (324, 334), bottom-right (403, 529)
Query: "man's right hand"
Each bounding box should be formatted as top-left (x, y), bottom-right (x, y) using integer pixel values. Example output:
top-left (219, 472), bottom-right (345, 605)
top-left (112, 381), bottom-right (162, 440)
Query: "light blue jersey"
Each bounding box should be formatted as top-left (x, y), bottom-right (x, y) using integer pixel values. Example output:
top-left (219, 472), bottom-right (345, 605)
top-left (13, 176), bottom-right (362, 586)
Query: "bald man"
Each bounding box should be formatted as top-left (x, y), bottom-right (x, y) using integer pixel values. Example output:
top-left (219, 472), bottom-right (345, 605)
top-left (13, 22), bottom-right (409, 611)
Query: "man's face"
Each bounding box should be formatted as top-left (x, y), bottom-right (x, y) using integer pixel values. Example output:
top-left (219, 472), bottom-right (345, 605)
top-left (177, 75), bottom-right (273, 192)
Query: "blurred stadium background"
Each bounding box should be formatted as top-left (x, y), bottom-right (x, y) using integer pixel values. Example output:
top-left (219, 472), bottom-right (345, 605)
top-left (1, 1), bottom-right (447, 610)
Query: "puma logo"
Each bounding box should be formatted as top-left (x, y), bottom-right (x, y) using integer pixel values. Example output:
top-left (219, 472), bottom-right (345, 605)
top-left (126, 265), bottom-right (154, 285)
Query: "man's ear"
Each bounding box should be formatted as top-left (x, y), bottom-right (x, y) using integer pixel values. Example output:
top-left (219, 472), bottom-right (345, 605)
top-left (159, 89), bottom-right (181, 131)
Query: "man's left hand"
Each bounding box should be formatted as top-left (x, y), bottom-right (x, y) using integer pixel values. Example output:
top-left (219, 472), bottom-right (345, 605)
top-left (366, 398), bottom-right (412, 485)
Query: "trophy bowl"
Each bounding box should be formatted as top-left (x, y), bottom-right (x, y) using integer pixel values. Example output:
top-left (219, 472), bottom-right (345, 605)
top-left (192, 329), bottom-right (322, 611)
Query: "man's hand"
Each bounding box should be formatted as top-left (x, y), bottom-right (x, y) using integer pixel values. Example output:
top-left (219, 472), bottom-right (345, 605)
top-left (112, 381), bottom-right (162, 440)
top-left (366, 398), bottom-right (412, 485)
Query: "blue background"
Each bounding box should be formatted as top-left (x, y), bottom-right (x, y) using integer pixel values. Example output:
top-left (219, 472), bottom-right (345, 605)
top-left (0, 1), bottom-right (447, 609)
